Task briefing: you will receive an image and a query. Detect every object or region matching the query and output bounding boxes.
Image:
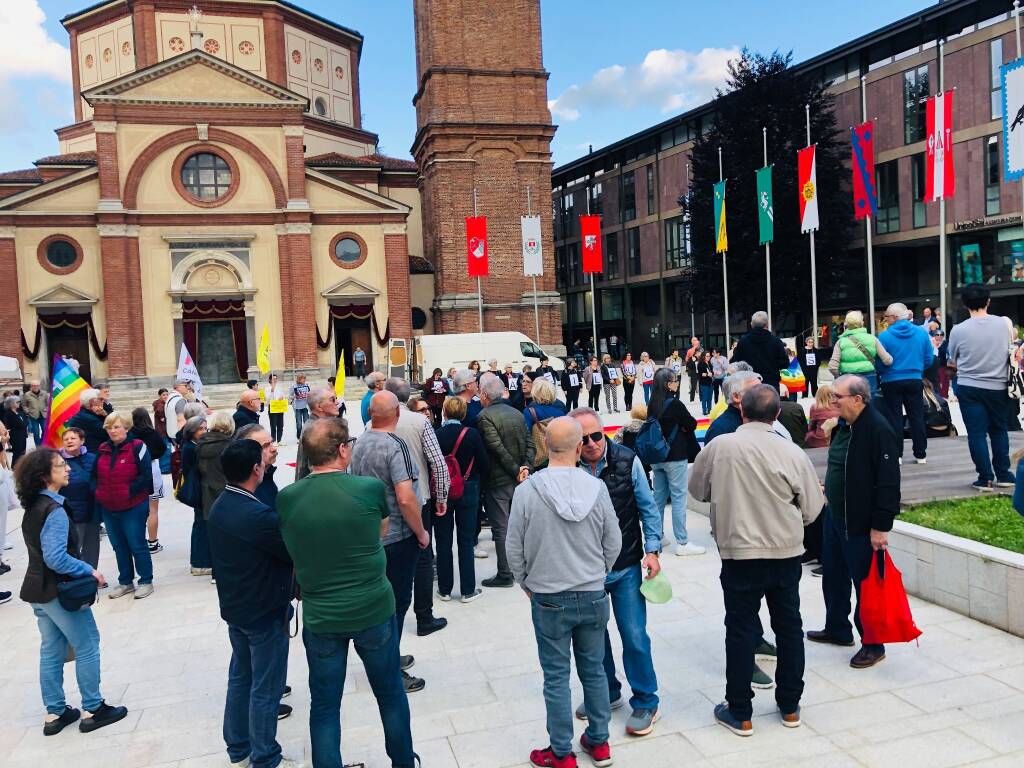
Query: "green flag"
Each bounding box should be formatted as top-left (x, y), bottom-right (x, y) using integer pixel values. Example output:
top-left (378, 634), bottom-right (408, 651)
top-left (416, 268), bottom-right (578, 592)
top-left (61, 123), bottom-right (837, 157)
top-left (713, 180), bottom-right (728, 253)
top-left (756, 165), bottom-right (774, 245)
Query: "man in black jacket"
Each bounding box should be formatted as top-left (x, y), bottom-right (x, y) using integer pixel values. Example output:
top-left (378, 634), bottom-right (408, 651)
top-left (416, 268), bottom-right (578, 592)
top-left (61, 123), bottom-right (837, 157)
top-left (807, 374), bottom-right (900, 670)
top-left (573, 407), bottom-right (664, 737)
top-left (731, 311), bottom-right (789, 390)
top-left (207, 440), bottom-right (297, 768)
top-left (233, 388), bottom-right (262, 433)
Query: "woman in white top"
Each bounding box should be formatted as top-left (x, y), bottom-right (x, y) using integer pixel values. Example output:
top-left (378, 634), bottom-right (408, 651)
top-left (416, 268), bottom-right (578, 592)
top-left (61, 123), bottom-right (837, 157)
top-left (621, 352), bottom-right (638, 411)
top-left (263, 373), bottom-right (288, 445)
top-left (639, 352), bottom-right (657, 403)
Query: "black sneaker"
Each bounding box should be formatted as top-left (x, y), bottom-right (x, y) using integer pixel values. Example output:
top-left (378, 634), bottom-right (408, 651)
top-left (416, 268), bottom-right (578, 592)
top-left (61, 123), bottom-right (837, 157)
top-left (79, 702), bottom-right (128, 732)
top-left (400, 654), bottom-right (415, 671)
top-left (147, 540), bottom-right (163, 554)
top-left (481, 575), bottom-right (515, 588)
top-left (417, 617), bottom-right (448, 637)
top-left (43, 706), bottom-right (80, 736)
top-left (282, 684), bottom-right (292, 698)
top-left (0, 561), bottom-right (10, 575)
top-left (277, 704), bottom-right (292, 720)
top-left (811, 565), bottom-right (823, 577)
top-left (402, 671), bottom-right (425, 693)
top-left (0, 591), bottom-right (12, 605)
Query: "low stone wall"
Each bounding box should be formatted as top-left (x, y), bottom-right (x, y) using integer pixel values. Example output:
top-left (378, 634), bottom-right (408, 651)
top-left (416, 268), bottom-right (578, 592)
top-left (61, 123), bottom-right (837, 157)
top-left (875, 522), bottom-right (1024, 637)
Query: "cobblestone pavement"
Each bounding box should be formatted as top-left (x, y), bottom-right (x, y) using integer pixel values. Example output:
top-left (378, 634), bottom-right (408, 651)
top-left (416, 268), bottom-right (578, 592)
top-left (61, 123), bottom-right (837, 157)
top-left (1, 398), bottom-right (1022, 768)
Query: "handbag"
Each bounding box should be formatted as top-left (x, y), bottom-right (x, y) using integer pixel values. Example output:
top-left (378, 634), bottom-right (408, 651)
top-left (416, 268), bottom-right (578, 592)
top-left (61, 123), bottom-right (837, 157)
top-left (57, 575), bottom-right (98, 612)
top-left (859, 550), bottom-right (922, 645)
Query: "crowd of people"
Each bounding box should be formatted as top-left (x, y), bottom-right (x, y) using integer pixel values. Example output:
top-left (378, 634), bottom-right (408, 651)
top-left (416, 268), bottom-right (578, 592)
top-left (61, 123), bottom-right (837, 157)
top-left (2, 282), bottom-right (1023, 767)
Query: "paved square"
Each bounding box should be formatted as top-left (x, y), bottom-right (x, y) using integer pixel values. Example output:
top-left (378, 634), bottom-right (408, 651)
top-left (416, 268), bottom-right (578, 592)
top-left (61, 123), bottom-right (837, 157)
top-left (1, 407), bottom-right (1022, 768)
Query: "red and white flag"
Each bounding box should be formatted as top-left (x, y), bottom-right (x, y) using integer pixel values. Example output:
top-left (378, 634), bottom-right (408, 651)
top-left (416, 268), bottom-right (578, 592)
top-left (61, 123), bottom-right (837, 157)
top-left (925, 90), bottom-right (955, 201)
top-left (465, 216), bottom-right (488, 277)
top-left (580, 215), bottom-right (603, 274)
top-left (797, 145), bottom-right (819, 233)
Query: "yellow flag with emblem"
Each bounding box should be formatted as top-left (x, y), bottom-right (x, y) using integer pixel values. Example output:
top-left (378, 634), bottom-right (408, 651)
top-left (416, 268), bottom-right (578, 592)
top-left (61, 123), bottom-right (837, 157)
top-left (335, 350), bottom-right (346, 398)
top-left (256, 323), bottom-right (271, 375)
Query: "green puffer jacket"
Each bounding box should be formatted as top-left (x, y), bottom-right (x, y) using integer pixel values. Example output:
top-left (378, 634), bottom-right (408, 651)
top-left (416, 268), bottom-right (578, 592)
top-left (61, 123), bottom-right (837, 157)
top-left (836, 328), bottom-right (880, 374)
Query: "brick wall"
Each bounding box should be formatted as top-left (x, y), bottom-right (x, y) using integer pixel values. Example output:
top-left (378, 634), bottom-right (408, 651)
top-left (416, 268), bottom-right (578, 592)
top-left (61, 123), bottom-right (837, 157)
top-left (285, 135), bottom-right (306, 200)
top-left (100, 235), bottom-right (146, 378)
top-left (96, 130), bottom-right (120, 201)
top-left (0, 238), bottom-right (21, 365)
top-left (385, 232), bottom-right (413, 341)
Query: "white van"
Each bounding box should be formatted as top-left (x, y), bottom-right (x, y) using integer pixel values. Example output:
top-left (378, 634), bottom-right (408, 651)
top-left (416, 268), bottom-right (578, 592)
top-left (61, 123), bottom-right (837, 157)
top-left (414, 332), bottom-right (564, 381)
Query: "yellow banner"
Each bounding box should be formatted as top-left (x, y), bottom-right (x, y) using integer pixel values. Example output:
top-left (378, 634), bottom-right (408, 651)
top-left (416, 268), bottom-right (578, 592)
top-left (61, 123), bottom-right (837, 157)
top-left (269, 399), bottom-right (288, 414)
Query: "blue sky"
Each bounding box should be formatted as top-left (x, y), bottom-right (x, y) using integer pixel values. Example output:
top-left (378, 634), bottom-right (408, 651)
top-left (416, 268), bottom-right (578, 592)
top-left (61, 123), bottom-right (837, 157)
top-left (1, 0), bottom-right (933, 173)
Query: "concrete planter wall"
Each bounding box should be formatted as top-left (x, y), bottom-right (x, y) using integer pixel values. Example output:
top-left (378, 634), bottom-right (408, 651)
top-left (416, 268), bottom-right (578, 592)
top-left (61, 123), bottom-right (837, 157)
top-left (887, 521), bottom-right (1024, 638)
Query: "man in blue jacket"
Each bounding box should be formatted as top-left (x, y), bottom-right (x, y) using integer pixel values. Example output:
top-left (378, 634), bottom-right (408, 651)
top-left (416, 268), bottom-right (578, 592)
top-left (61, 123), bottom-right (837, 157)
top-left (207, 440), bottom-right (298, 768)
top-left (878, 303), bottom-right (933, 463)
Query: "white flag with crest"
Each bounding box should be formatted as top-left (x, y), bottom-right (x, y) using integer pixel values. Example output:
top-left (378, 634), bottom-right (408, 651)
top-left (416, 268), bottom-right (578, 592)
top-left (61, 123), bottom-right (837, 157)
top-left (176, 343), bottom-right (204, 401)
top-left (521, 215), bottom-right (543, 276)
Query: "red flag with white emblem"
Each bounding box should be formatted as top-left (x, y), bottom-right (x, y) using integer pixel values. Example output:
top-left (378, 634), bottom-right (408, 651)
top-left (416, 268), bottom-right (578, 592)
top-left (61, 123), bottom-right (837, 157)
top-left (925, 90), bottom-right (955, 201)
top-left (466, 216), bottom-right (488, 277)
top-left (580, 215), bottom-right (603, 273)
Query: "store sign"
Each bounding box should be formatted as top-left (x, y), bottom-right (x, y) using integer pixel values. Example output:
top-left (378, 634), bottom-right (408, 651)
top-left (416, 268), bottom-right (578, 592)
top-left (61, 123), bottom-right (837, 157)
top-left (953, 214), bottom-right (1022, 233)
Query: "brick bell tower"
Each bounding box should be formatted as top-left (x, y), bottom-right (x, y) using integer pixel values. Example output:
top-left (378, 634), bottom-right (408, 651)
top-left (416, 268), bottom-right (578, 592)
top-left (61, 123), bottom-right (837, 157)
top-left (412, 0), bottom-right (561, 346)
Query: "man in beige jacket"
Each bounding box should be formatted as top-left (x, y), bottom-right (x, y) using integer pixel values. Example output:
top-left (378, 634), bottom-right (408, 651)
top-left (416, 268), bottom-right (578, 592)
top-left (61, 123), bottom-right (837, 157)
top-left (689, 384), bottom-right (823, 738)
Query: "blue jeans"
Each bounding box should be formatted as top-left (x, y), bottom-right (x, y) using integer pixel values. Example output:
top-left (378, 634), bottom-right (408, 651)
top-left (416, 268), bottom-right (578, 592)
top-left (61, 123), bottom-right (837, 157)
top-left (294, 408), bottom-right (309, 436)
top-left (652, 459), bottom-right (689, 545)
top-left (643, 383), bottom-right (652, 403)
top-left (102, 502), bottom-right (153, 585)
top-left (28, 415), bottom-right (44, 444)
top-left (699, 383), bottom-right (713, 415)
top-left (32, 599), bottom-right (103, 714)
top-left (303, 617), bottom-right (415, 768)
top-left (720, 557), bottom-right (804, 720)
top-left (190, 508), bottom-right (212, 569)
top-left (435, 479), bottom-right (479, 597)
top-left (957, 384), bottom-right (1011, 484)
top-left (820, 508), bottom-right (882, 652)
top-left (602, 565), bottom-right (658, 710)
top-left (224, 614), bottom-right (290, 768)
top-left (531, 591), bottom-right (611, 757)
top-left (384, 535), bottom-right (420, 638)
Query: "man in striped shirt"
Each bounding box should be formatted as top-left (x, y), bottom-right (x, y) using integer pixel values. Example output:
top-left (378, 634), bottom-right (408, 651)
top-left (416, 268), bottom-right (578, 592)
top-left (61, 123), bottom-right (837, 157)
top-left (350, 391), bottom-right (431, 694)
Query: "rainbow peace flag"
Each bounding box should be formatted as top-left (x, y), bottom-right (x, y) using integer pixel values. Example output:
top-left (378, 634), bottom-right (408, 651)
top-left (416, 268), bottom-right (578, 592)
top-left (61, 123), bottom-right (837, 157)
top-left (780, 358), bottom-right (806, 394)
top-left (695, 416), bottom-right (711, 444)
top-left (42, 355), bottom-right (90, 448)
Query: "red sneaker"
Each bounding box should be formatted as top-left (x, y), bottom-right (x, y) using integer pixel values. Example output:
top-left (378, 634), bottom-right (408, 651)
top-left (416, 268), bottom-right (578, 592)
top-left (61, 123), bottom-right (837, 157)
top-left (579, 733), bottom-right (613, 767)
top-left (529, 746), bottom-right (578, 768)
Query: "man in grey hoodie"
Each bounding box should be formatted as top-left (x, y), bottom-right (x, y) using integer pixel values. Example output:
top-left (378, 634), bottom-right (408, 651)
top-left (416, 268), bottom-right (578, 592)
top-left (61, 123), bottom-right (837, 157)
top-left (507, 417), bottom-right (622, 768)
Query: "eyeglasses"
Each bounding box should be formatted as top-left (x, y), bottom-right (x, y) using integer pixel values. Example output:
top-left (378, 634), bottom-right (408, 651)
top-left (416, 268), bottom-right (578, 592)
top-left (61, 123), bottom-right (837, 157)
top-left (581, 431), bottom-right (604, 445)
top-left (341, 437), bottom-right (357, 447)
top-left (416, 407), bottom-right (430, 415)
top-left (53, 461), bottom-right (68, 469)
top-left (830, 392), bottom-right (856, 401)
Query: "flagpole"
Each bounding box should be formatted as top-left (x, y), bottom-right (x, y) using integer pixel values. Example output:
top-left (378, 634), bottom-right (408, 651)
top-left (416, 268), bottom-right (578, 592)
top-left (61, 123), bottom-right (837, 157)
top-left (862, 76), bottom-right (877, 336)
top-left (587, 188), bottom-right (598, 359)
top-left (763, 127), bottom-right (773, 329)
top-left (474, 188), bottom-right (483, 333)
top-left (938, 38), bottom-right (949, 330)
top-left (686, 161), bottom-right (696, 338)
top-left (719, 146), bottom-right (730, 349)
top-left (806, 104), bottom-right (819, 344)
top-left (527, 186), bottom-right (541, 341)
top-left (1017, 2), bottom-right (1024, 334)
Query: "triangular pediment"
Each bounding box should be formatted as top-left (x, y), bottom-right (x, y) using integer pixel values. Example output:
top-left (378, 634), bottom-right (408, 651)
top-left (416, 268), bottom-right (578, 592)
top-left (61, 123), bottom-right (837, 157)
top-left (321, 277), bottom-right (380, 301)
top-left (83, 50), bottom-right (307, 109)
top-left (29, 284), bottom-right (98, 308)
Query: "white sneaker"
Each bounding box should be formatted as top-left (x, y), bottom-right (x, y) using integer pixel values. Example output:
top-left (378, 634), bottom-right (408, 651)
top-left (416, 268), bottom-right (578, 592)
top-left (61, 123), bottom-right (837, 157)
top-left (278, 759), bottom-right (305, 768)
top-left (2, 542), bottom-right (12, 551)
top-left (461, 588), bottom-right (483, 603)
top-left (473, 547), bottom-right (488, 559)
top-left (134, 583), bottom-right (154, 600)
top-left (675, 542), bottom-right (706, 556)
top-left (438, 592), bottom-right (452, 602)
top-left (230, 758), bottom-right (250, 768)
top-left (108, 584), bottom-right (135, 599)
top-left (915, 458), bottom-right (927, 465)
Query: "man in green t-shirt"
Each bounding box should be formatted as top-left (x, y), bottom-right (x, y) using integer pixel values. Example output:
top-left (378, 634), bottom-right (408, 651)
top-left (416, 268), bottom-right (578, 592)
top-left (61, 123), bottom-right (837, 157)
top-left (277, 418), bottom-right (416, 768)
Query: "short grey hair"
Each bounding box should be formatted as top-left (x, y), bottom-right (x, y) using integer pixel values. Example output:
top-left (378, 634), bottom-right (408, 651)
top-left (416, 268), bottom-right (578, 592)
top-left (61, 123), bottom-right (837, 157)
top-left (3, 395), bottom-right (19, 410)
top-left (844, 310), bottom-right (865, 329)
top-left (886, 302), bottom-right (910, 321)
top-left (751, 311), bottom-right (769, 328)
top-left (384, 377), bottom-right (411, 403)
top-left (182, 415), bottom-right (207, 441)
top-left (531, 377), bottom-right (556, 405)
top-left (725, 361), bottom-right (753, 376)
top-left (487, 358), bottom-right (498, 366)
top-left (452, 369), bottom-right (476, 393)
top-left (479, 372), bottom-right (506, 402)
top-left (208, 410), bottom-right (235, 435)
top-left (183, 403), bottom-right (205, 420)
top-left (235, 424), bottom-right (269, 441)
top-left (306, 387), bottom-right (334, 412)
top-left (568, 406), bottom-right (601, 422)
top-left (740, 384), bottom-right (781, 423)
top-left (365, 371), bottom-right (386, 390)
top-left (834, 373), bottom-right (872, 402)
top-left (723, 370), bottom-right (762, 403)
top-left (79, 388), bottom-right (101, 408)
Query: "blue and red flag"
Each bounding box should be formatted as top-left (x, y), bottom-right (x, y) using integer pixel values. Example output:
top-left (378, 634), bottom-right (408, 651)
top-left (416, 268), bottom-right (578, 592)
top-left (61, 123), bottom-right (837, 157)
top-left (851, 121), bottom-right (878, 220)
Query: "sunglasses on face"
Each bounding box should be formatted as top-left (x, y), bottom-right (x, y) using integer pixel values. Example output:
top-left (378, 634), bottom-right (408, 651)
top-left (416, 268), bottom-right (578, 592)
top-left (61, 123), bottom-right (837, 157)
top-left (581, 431), bottom-right (604, 445)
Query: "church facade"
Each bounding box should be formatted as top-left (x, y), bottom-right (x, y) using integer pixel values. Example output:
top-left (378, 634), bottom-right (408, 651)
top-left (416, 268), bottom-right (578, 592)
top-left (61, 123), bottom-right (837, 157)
top-left (0, 0), bottom-right (431, 386)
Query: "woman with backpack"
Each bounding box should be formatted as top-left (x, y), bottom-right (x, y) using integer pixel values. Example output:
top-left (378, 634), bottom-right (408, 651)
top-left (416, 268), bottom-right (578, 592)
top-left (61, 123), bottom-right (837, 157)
top-left (641, 368), bottom-right (704, 556)
top-left (524, 379), bottom-right (567, 470)
top-left (434, 397), bottom-right (489, 602)
top-left (129, 408), bottom-right (167, 556)
top-left (92, 412), bottom-right (155, 599)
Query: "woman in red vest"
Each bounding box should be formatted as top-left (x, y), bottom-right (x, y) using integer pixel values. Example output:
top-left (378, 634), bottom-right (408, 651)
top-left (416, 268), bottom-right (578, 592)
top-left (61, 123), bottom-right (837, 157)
top-left (93, 412), bottom-right (154, 600)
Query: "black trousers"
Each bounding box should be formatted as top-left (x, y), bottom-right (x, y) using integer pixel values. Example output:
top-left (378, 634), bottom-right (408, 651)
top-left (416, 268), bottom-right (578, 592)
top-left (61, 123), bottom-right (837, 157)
top-left (688, 374), bottom-right (698, 402)
top-left (413, 501), bottom-right (436, 625)
top-left (623, 380), bottom-right (634, 411)
top-left (268, 412), bottom-right (284, 443)
top-left (566, 388), bottom-right (580, 410)
top-left (588, 385), bottom-right (601, 410)
top-left (720, 557), bottom-right (805, 721)
top-left (880, 378), bottom-right (926, 459)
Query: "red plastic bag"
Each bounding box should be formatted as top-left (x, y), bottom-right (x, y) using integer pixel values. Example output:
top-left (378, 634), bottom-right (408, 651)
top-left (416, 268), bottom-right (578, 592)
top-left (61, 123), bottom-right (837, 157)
top-left (859, 550), bottom-right (922, 645)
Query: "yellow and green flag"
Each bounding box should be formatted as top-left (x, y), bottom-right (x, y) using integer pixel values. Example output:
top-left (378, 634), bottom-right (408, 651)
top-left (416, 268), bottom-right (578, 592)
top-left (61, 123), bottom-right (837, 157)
top-left (256, 323), bottom-right (271, 375)
top-left (335, 350), bottom-right (346, 398)
top-left (713, 180), bottom-right (728, 253)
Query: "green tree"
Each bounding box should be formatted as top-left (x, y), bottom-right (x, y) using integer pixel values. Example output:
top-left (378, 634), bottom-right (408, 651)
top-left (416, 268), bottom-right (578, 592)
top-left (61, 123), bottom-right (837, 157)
top-left (683, 50), bottom-right (858, 333)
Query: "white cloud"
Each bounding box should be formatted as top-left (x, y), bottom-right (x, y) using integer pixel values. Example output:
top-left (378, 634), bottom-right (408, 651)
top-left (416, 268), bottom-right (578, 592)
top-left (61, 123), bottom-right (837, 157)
top-left (549, 46), bottom-right (739, 122)
top-left (0, 0), bottom-right (71, 83)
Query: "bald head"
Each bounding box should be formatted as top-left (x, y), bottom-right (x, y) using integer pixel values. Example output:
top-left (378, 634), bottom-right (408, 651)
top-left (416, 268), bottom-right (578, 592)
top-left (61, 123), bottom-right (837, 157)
top-left (366, 371), bottom-right (386, 392)
top-left (545, 416), bottom-right (583, 467)
top-left (369, 390), bottom-right (400, 429)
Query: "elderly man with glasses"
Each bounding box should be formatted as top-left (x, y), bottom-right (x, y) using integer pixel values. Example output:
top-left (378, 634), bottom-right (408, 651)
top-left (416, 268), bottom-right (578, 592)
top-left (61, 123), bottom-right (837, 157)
top-left (807, 375), bottom-right (900, 671)
top-left (233, 389), bottom-right (263, 433)
top-left (295, 388), bottom-right (343, 480)
top-left (571, 406), bottom-right (664, 738)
